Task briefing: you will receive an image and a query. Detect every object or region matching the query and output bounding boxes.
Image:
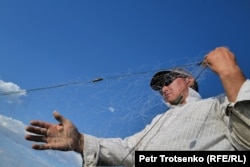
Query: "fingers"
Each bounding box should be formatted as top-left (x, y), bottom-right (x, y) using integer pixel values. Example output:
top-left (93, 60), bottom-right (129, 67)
top-left (32, 143), bottom-right (68, 151)
top-left (53, 111), bottom-right (68, 125)
top-left (25, 112), bottom-right (64, 139)
top-left (199, 59), bottom-right (209, 68)
top-left (29, 120), bottom-right (53, 129)
top-left (32, 143), bottom-right (59, 150)
top-left (204, 46), bottom-right (232, 61)
top-left (26, 125), bottom-right (47, 136)
top-left (26, 111), bottom-right (65, 135)
top-left (25, 134), bottom-right (47, 143)
top-left (32, 144), bottom-right (51, 150)
top-left (202, 46), bottom-right (234, 69)
top-left (25, 133), bottom-right (50, 150)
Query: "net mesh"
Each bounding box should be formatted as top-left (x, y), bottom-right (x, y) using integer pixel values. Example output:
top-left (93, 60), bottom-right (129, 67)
top-left (0, 57), bottom-right (210, 166)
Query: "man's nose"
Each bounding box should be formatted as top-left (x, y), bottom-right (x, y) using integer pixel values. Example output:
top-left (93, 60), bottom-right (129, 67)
top-left (160, 86), bottom-right (169, 95)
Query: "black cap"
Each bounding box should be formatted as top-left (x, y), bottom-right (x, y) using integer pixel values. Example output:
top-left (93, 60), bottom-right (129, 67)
top-left (150, 68), bottom-right (198, 92)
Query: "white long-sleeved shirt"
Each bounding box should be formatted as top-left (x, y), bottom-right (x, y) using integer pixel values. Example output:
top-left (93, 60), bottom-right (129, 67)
top-left (83, 79), bottom-right (250, 167)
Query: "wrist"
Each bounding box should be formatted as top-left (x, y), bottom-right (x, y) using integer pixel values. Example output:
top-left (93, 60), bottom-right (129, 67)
top-left (75, 133), bottom-right (84, 156)
top-left (218, 65), bottom-right (243, 79)
top-left (218, 65), bottom-right (246, 102)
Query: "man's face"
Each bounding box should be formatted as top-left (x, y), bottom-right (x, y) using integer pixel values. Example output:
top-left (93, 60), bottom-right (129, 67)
top-left (160, 77), bottom-right (190, 104)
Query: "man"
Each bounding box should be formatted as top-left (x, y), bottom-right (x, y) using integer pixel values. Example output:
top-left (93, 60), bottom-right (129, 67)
top-left (25, 47), bottom-right (250, 167)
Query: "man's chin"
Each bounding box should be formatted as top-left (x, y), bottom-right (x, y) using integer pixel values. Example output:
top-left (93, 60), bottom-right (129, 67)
top-left (168, 96), bottom-right (184, 105)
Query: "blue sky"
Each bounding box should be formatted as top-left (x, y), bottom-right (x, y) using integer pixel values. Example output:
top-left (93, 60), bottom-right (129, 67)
top-left (0, 0), bottom-right (250, 165)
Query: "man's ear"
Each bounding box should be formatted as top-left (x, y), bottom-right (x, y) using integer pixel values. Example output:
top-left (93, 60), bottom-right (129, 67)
top-left (186, 77), bottom-right (195, 87)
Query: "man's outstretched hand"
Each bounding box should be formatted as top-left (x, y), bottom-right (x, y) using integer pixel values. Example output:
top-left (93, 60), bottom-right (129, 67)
top-left (25, 111), bottom-right (84, 155)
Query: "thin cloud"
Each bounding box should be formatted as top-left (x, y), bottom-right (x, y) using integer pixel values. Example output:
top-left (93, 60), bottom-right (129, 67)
top-left (0, 114), bottom-right (26, 135)
top-left (0, 80), bottom-right (26, 103)
top-left (108, 107), bottom-right (115, 113)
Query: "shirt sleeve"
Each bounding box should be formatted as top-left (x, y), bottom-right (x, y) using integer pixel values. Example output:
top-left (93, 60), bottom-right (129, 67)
top-left (235, 79), bottom-right (250, 102)
top-left (228, 79), bottom-right (250, 150)
top-left (82, 134), bottom-right (100, 167)
top-left (82, 114), bottom-right (164, 167)
top-left (83, 132), bottom-right (141, 167)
